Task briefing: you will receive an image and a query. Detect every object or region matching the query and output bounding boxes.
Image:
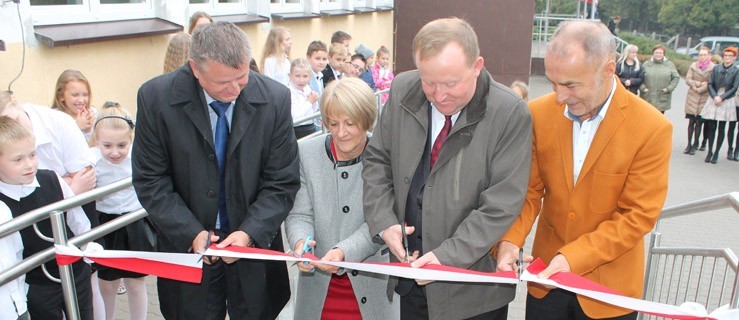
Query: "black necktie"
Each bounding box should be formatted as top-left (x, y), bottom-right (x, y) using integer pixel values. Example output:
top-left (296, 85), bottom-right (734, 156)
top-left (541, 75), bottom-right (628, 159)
top-left (210, 101), bottom-right (230, 232)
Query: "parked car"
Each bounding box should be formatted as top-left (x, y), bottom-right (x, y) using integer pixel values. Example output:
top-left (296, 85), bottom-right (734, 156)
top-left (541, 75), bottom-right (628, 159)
top-left (676, 36), bottom-right (739, 59)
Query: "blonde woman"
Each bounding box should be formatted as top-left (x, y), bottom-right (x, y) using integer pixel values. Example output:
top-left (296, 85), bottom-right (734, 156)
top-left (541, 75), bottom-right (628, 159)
top-left (260, 26), bottom-right (292, 86)
top-left (616, 44), bottom-right (643, 94)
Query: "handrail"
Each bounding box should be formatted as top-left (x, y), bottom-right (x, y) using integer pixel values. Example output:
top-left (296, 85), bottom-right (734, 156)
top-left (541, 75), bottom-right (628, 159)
top-left (0, 208), bottom-right (147, 287)
top-left (657, 192), bottom-right (739, 224)
top-left (0, 177), bottom-right (132, 239)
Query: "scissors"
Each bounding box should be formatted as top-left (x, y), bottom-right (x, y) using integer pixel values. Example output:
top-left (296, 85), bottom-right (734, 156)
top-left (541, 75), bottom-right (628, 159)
top-left (197, 230), bottom-right (213, 263)
top-left (517, 248), bottom-right (524, 281)
top-left (292, 236), bottom-right (315, 273)
top-left (401, 222), bottom-right (410, 263)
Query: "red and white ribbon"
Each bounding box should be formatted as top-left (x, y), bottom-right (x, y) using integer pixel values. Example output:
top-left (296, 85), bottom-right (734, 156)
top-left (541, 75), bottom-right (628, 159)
top-left (55, 244), bottom-right (202, 283)
top-left (54, 244), bottom-right (739, 319)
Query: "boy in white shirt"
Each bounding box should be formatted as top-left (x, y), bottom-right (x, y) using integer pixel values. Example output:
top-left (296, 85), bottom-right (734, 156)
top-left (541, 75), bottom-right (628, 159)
top-left (0, 116), bottom-right (92, 319)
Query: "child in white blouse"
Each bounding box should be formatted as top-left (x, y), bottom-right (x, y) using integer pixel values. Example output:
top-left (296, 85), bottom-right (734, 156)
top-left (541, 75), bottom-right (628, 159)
top-left (260, 27), bottom-right (293, 86)
top-left (87, 102), bottom-right (148, 320)
top-left (288, 59), bottom-right (320, 140)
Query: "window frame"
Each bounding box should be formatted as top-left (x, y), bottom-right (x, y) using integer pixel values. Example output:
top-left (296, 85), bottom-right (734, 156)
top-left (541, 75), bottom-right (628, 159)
top-left (188, 0), bottom-right (249, 17)
top-left (30, 0), bottom-right (154, 26)
top-left (269, 0), bottom-right (304, 14)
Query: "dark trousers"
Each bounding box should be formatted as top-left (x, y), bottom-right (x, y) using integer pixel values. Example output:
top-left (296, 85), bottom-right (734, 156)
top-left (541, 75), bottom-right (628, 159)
top-left (400, 282), bottom-right (509, 320)
top-left (526, 290), bottom-right (637, 320)
top-left (27, 263), bottom-right (93, 320)
top-left (294, 124), bottom-right (318, 140)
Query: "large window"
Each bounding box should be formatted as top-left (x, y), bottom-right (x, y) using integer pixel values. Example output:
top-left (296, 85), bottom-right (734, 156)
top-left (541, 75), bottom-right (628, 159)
top-left (270, 0), bottom-right (303, 13)
top-left (31, 0), bottom-right (153, 25)
top-left (189, 0), bottom-right (248, 16)
top-left (320, 0), bottom-right (340, 10)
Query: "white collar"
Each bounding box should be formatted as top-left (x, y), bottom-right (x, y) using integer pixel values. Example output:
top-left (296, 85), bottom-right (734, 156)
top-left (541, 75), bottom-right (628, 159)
top-left (0, 177), bottom-right (40, 201)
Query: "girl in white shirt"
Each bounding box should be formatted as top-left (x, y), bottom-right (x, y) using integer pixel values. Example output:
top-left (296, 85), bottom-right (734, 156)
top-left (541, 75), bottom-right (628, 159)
top-left (88, 102), bottom-right (148, 320)
top-left (288, 58), bottom-right (320, 140)
top-left (51, 70), bottom-right (98, 142)
top-left (260, 26), bottom-right (293, 86)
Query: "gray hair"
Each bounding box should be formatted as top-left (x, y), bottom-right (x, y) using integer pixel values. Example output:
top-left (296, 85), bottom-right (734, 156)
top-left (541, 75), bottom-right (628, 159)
top-left (548, 20), bottom-right (616, 66)
top-left (190, 21), bottom-right (251, 70)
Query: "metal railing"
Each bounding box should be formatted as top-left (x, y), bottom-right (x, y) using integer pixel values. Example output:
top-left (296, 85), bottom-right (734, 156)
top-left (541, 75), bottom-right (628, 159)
top-left (640, 192), bottom-right (739, 319)
top-left (532, 14), bottom-right (628, 58)
top-left (0, 87), bottom-right (391, 319)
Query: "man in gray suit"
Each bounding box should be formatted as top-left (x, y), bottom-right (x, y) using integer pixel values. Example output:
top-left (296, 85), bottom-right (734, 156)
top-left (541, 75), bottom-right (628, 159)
top-left (133, 22), bottom-right (299, 319)
top-left (362, 18), bottom-right (532, 319)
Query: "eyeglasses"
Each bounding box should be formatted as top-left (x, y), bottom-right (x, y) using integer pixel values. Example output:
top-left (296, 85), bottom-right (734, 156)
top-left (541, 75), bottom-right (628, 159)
top-left (723, 54), bottom-right (736, 57)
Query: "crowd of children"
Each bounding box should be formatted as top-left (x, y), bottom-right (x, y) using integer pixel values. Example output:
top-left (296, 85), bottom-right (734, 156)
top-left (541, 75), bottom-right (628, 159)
top-left (0, 22), bottom-right (398, 320)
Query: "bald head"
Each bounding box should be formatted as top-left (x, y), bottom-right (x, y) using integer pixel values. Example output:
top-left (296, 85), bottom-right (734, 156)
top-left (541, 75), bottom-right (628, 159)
top-left (547, 21), bottom-right (616, 67)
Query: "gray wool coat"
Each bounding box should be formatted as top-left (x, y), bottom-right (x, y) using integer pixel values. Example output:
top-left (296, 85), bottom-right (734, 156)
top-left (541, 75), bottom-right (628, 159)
top-left (285, 134), bottom-right (399, 320)
top-left (363, 68), bottom-right (532, 319)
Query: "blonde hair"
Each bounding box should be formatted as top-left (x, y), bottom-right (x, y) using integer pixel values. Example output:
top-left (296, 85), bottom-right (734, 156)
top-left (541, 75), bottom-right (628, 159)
top-left (0, 116), bottom-right (34, 156)
top-left (163, 33), bottom-right (192, 74)
top-left (52, 69), bottom-right (92, 114)
top-left (412, 17), bottom-right (479, 67)
top-left (510, 80), bottom-right (529, 102)
top-left (290, 58), bottom-right (311, 74)
top-left (321, 78), bottom-right (377, 132)
top-left (0, 91), bottom-right (18, 114)
top-left (91, 101), bottom-right (134, 145)
top-left (328, 42), bottom-right (348, 58)
top-left (260, 27), bottom-right (291, 72)
top-left (188, 11), bottom-right (212, 34)
top-left (618, 44), bottom-right (640, 72)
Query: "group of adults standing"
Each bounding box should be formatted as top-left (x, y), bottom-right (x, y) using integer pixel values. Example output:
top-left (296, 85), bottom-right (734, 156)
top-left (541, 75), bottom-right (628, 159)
top-left (130, 17), bottom-right (672, 320)
top-left (617, 42), bottom-right (739, 164)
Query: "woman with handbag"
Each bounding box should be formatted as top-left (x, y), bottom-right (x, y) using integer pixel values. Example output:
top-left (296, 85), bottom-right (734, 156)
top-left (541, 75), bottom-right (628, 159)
top-left (88, 101), bottom-right (152, 320)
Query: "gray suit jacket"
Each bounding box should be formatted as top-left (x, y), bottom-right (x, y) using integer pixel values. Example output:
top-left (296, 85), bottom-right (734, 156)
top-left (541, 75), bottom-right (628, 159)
top-left (363, 69), bottom-right (532, 319)
top-left (286, 134), bottom-right (399, 320)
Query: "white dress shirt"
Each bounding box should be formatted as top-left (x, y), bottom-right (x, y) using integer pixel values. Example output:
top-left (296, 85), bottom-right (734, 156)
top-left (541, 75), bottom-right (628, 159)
top-left (564, 76), bottom-right (617, 184)
top-left (0, 176), bottom-right (91, 236)
top-left (0, 202), bottom-right (27, 320)
top-left (88, 147), bottom-right (142, 214)
top-left (430, 104), bottom-right (461, 145)
top-left (24, 103), bottom-right (92, 176)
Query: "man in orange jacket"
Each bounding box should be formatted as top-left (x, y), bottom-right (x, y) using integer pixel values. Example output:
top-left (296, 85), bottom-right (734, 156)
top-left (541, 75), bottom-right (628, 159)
top-left (496, 20), bottom-right (672, 319)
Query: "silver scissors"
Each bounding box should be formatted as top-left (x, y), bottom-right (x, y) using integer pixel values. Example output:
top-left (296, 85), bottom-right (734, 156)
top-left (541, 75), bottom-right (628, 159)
top-left (197, 231), bottom-right (213, 263)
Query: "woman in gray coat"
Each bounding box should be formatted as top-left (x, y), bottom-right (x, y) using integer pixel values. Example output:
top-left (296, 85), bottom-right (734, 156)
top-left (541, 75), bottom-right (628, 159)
top-left (640, 44), bottom-right (680, 113)
top-left (285, 78), bottom-right (399, 320)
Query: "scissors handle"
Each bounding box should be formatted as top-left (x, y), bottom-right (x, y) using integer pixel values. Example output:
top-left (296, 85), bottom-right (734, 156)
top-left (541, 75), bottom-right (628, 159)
top-left (300, 236), bottom-right (314, 273)
top-left (401, 222), bottom-right (410, 263)
top-left (517, 248), bottom-right (524, 281)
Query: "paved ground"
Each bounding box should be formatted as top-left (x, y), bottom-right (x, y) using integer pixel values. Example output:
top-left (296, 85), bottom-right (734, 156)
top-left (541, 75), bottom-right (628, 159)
top-left (113, 75), bottom-right (738, 319)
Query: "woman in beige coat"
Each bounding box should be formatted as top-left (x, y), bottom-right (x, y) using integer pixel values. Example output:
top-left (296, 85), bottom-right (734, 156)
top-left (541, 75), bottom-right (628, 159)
top-left (683, 47), bottom-right (715, 154)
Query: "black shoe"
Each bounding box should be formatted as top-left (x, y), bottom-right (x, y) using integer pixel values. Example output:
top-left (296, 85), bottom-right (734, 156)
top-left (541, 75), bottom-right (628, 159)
top-left (711, 152), bottom-right (719, 164)
top-left (684, 146), bottom-right (692, 154)
top-left (689, 146), bottom-right (696, 155)
top-left (699, 143), bottom-right (707, 151)
top-left (734, 150), bottom-right (739, 161)
top-left (729, 148), bottom-right (736, 161)
top-left (705, 151), bottom-right (713, 162)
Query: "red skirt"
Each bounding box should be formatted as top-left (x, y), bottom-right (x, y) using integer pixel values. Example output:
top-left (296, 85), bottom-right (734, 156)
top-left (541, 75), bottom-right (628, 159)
top-left (320, 273), bottom-right (362, 320)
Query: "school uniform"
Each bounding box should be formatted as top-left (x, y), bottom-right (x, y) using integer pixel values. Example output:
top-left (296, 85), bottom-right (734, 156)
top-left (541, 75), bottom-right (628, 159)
top-left (0, 170), bottom-right (92, 320)
top-left (88, 147), bottom-right (148, 280)
top-left (0, 202), bottom-right (28, 320)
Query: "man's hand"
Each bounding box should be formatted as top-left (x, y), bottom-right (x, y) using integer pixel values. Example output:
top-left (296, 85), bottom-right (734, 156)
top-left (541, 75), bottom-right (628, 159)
top-left (537, 254), bottom-right (571, 280)
top-left (314, 248), bottom-right (345, 274)
top-left (411, 251), bottom-right (440, 285)
top-left (217, 231), bottom-right (251, 264)
top-left (65, 166), bottom-right (97, 195)
top-left (381, 224), bottom-right (415, 262)
top-left (495, 241), bottom-right (532, 272)
top-left (293, 239), bottom-right (317, 273)
top-left (192, 230), bottom-right (220, 265)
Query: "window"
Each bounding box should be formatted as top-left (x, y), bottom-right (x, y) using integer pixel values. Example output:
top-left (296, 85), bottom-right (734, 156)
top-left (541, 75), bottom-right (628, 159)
top-left (189, 0), bottom-right (248, 16)
top-left (270, 0), bottom-right (304, 13)
top-left (320, 0), bottom-right (341, 10)
top-left (31, 0), bottom-right (153, 25)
